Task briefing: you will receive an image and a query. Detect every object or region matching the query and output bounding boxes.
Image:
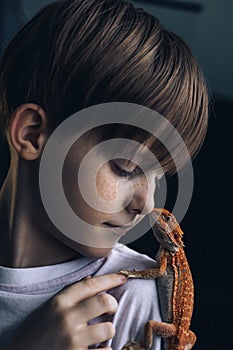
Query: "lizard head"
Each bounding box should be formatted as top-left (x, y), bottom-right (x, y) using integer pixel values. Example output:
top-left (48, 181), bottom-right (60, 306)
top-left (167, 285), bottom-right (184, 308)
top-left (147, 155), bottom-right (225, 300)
top-left (150, 208), bottom-right (184, 254)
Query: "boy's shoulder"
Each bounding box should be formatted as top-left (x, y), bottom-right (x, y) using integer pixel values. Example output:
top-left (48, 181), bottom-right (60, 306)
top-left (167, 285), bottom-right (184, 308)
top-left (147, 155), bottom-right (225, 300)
top-left (94, 243), bottom-right (159, 306)
top-left (92, 244), bottom-right (162, 349)
top-left (98, 243), bottom-right (158, 273)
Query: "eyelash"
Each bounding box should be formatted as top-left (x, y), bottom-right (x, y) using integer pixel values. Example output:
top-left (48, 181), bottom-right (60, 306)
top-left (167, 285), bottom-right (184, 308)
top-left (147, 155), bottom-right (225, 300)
top-left (110, 161), bottom-right (161, 186)
top-left (110, 161), bottom-right (137, 178)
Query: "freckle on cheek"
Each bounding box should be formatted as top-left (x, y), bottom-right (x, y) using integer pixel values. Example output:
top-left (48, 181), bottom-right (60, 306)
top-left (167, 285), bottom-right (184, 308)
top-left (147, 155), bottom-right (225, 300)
top-left (96, 175), bottom-right (118, 202)
top-left (135, 180), bottom-right (148, 191)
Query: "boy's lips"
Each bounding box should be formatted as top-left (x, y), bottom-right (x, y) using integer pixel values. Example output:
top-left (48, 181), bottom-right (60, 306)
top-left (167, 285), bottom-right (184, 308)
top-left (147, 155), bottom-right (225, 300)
top-left (103, 222), bottom-right (133, 236)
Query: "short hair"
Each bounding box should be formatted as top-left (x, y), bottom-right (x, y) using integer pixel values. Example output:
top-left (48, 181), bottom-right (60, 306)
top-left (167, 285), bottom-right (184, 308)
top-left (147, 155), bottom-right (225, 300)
top-left (0, 0), bottom-right (208, 174)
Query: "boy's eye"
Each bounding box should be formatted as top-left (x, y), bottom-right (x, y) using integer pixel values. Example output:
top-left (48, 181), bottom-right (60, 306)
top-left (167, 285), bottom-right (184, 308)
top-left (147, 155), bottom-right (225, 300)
top-left (110, 161), bottom-right (137, 178)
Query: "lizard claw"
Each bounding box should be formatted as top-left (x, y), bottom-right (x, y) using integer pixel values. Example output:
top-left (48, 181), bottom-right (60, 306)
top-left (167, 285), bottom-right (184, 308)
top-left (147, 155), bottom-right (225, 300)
top-left (118, 269), bottom-right (144, 278)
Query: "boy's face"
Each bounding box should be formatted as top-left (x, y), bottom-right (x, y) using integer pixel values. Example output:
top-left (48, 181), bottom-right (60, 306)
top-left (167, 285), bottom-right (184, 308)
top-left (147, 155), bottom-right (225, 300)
top-left (61, 130), bottom-right (160, 257)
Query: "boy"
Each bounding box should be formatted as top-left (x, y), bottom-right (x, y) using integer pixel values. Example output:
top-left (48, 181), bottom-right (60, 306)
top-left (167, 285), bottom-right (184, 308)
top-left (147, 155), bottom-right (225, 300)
top-left (0, 0), bottom-right (208, 349)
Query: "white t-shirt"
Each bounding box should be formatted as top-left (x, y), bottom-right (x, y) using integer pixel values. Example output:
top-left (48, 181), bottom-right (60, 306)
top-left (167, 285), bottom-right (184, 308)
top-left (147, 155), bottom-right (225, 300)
top-left (0, 243), bottom-right (162, 349)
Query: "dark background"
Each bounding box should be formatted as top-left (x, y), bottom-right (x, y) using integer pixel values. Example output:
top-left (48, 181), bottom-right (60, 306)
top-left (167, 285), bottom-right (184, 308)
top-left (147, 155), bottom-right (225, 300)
top-left (129, 98), bottom-right (232, 350)
top-left (0, 1), bottom-right (232, 349)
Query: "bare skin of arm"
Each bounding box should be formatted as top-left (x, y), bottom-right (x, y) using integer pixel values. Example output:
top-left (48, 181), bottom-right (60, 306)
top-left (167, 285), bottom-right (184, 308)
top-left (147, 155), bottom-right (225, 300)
top-left (2, 273), bottom-right (127, 350)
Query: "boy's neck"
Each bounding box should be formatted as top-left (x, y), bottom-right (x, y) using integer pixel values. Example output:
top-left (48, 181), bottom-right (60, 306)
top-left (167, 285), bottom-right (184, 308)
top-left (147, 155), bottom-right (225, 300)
top-left (0, 163), bottom-right (81, 268)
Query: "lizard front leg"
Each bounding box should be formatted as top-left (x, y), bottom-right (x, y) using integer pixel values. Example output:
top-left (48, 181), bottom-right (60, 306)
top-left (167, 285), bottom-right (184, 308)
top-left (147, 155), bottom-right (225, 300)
top-left (119, 248), bottom-right (168, 279)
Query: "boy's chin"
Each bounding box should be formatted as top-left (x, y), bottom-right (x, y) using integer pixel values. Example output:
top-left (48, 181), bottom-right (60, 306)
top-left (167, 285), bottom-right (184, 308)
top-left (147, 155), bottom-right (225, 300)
top-left (62, 236), bottom-right (114, 258)
top-left (75, 245), bottom-right (113, 258)
top-left (54, 229), bottom-right (116, 259)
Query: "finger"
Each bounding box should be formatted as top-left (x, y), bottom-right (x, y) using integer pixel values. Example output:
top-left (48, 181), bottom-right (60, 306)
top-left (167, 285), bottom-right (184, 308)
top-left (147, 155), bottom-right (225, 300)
top-left (57, 273), bottom-right (127, 305)
top-left (72, 293), bottom-right (118, 324)
top-left (76, 322), bottom-right (115, 347)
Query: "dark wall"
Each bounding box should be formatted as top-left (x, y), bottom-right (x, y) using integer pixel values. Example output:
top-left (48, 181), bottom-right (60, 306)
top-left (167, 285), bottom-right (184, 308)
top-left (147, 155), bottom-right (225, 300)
top-left (129, 98), bottom-right (233, 349)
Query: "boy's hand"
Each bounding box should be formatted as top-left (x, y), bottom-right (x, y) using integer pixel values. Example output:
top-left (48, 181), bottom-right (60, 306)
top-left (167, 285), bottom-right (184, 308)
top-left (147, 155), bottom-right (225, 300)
top-left (3, 273), bottom-right (127, 350)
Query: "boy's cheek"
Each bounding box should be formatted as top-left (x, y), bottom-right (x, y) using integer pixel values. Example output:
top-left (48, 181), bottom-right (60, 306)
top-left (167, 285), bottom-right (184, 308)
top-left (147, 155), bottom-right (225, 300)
top-left (96, 171), bottom-right (118, 202)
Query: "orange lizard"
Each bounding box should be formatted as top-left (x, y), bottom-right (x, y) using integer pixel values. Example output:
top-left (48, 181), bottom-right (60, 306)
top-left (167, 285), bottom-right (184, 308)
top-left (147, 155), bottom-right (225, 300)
top-left (119, 208), bottom-right (196, 350)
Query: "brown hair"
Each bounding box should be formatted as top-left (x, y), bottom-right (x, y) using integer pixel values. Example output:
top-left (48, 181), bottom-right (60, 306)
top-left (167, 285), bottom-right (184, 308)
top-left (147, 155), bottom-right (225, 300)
top-left (0, 0), bottom-right (208, 174)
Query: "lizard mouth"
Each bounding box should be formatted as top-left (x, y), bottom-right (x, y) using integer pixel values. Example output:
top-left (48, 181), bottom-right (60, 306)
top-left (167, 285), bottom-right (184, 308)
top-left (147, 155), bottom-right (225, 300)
top-left (153, 226), bottom-right (180, 253)
top-left (149, 209), bottom-right (182, 253)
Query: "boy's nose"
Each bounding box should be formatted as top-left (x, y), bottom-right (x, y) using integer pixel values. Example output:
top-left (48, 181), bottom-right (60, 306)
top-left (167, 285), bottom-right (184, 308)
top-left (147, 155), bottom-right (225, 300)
top-left (126, 175), bottom-right (155, 216)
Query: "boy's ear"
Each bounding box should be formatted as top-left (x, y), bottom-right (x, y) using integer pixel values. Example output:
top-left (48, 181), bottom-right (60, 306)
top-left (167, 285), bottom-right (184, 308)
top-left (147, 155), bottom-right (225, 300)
top-left (8, 103), bottom-right (48, 160)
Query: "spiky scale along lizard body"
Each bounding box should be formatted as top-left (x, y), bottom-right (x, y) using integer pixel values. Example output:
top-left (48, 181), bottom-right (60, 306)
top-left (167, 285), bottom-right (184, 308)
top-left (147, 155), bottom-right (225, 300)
top-left (120, 208), bottom-right (196, 350)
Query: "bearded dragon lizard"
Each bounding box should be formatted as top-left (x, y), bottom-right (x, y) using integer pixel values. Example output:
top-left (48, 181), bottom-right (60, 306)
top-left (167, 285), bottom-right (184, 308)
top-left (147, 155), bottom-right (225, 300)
top-left (119, 208), bottom-right (196, 350)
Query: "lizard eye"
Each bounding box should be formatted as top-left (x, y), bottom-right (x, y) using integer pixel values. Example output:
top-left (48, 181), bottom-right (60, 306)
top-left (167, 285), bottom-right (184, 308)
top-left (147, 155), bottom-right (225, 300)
top-left (161, 214), bottom-right (167, 221)
top-left (161, 214), bottom-right (172, 222)
top-left (174, 232), bottom-right (179, 239)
